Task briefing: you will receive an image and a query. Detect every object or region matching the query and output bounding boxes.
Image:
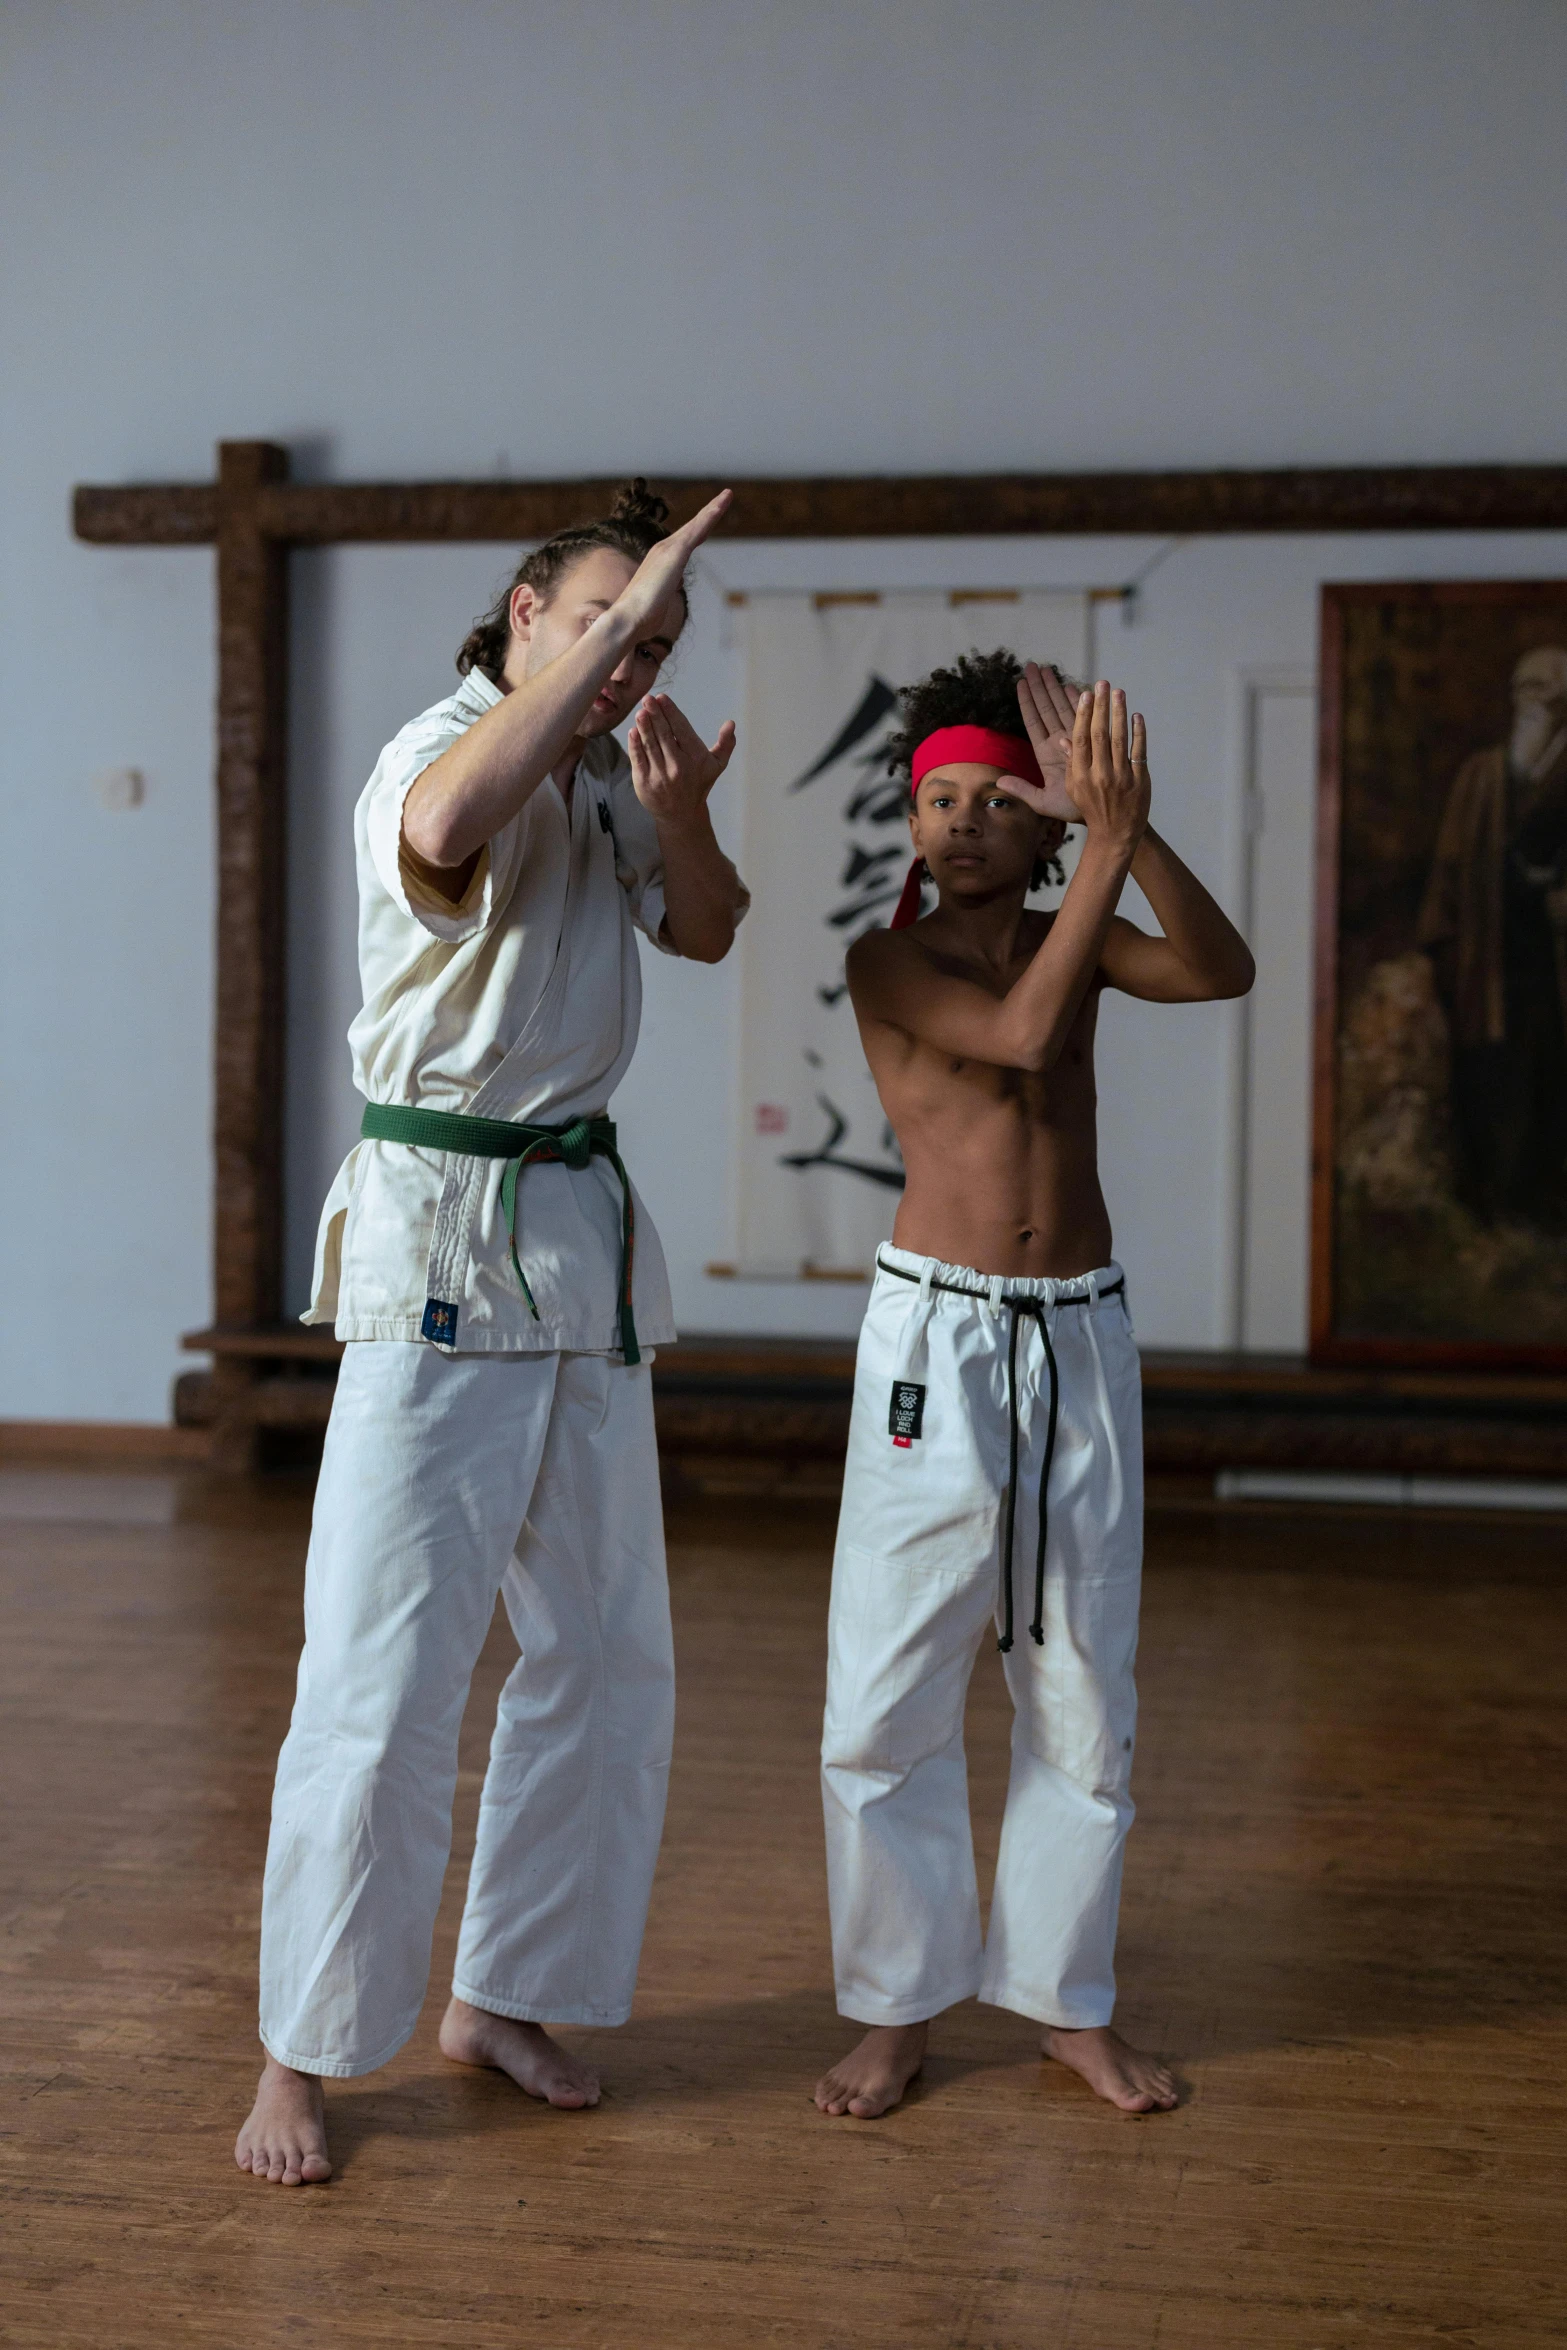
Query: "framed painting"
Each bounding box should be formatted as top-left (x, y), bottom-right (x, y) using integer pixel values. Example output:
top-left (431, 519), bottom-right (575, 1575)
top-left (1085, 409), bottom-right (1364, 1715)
top-left (1313, 580), bottom-right (1567, 1365)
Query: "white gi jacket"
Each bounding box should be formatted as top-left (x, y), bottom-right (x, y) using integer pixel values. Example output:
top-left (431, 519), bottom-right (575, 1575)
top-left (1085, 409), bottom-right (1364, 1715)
top-left (305, 667), bottom-right (711, 1354)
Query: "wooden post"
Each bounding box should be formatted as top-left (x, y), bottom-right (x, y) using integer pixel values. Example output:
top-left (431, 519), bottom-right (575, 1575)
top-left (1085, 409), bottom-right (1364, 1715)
top-left (210, 441), bottom-right (290, 1468)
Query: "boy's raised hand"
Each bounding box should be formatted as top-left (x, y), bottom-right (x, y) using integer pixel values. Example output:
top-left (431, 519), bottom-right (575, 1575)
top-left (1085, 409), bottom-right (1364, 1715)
top-left (628, 692), bottom-right (737, 827)
top-left (1070, 680), bottom-right (1150, 852)
top-left (1016, 660), bottom-right (1088, 819)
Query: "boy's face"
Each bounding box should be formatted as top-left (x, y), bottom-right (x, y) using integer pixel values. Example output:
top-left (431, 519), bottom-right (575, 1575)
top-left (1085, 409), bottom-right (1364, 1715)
top-left (910, 764), bottom-right (1067, 905)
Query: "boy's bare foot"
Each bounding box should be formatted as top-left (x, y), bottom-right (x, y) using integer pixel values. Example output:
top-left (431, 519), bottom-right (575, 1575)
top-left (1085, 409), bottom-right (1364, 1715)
top-left (814, 2021), bottom-right (929, 2118)
top-left (1041, 2023), bottom-right (1178, 2112)
top-left (438, 1996), bottom-right (601, 2108)
top-left (235, 2057), bottom-right (332, 2184)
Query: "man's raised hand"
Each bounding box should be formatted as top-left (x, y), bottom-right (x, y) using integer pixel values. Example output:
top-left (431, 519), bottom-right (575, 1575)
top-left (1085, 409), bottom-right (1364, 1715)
top-left (629, 693), bottom-right (738, 828)
top-left (617, 489), bottom-right (733, 634)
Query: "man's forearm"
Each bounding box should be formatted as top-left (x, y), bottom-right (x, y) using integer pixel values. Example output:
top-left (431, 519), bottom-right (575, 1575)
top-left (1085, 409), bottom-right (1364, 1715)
top-left (657, 811), bottom-right (745, 963)
top-left (1131, 826), bottom-right (1255, 995)
top-left (404, 608), bottom-right (640, 866)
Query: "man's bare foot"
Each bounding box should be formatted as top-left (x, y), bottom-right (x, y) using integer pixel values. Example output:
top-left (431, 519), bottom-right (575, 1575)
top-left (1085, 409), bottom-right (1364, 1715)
top-left (1041, 2023), bottom-right (1178, 2112)
top-left (438, 1996), bottom-right (601, 2109)
top-left (814, 2021), bottom-right (929, 2119)
top-left (235, 2056), bottom-right (332, 2184)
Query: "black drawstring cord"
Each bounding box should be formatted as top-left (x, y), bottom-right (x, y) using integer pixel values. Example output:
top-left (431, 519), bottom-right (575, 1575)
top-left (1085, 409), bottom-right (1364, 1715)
top-left (1028, 1304), bottom-right (1060, 1647)
top-left (996, 1299), bottom-right (1061, 1654)
top-left (998, 1309), bottom-right (1023, 1651)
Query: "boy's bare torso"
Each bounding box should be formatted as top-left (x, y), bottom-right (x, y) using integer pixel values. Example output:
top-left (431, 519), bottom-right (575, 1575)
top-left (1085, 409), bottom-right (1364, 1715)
top-left (858, 909), bottom-right (1113, 1280)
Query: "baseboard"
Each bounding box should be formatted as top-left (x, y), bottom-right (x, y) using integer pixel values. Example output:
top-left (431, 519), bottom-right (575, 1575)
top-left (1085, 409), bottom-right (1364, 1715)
top-left (0, 1420), bottom-right (213, 1466)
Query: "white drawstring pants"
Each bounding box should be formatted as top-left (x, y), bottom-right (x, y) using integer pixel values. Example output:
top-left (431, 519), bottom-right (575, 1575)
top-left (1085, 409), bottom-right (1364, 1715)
top-left (259, 1341), bottom-right (674, 2078)
top-left (822, 1248), bottom-right (1143, 2031)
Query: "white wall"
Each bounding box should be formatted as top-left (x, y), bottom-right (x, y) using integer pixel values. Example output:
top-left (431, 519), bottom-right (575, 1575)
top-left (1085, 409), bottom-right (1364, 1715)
top-left (4, 0), bottom-right (1566, 1418)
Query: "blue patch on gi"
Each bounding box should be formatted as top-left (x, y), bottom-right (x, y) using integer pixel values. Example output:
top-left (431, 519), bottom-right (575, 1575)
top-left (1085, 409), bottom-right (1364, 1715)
top-left (597, 798), bottom-right (614, 834)
top-left (421, 1297), bottom-right (459, 1346)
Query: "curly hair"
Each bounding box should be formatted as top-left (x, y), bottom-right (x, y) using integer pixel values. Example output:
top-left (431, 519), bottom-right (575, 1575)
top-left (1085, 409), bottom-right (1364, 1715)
top-left (456, 478), bottom-right (678, 681)
top-left (885, 646), bottom-right (1066, 894)
top-left (882, 647), bottom-right (1030, 779)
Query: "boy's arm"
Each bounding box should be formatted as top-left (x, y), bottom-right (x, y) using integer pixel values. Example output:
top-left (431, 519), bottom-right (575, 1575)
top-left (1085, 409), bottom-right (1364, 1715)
top-left (403, 490), bottom-right (731, 869)
top-left (848, 685), bottom-right (1145, 1072)
top-left (1096, 828), bottom-right (1255, 1003)
top-left (1014, 664), bottom-right (1253, 1006)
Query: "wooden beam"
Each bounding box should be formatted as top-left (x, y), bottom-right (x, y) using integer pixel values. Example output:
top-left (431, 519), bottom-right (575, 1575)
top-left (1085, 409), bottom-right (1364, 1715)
top-left (209, 442), bottom-right (290, 1466)
top-left (74, 462), bottom-right (1567, 547)
top-left (72, 481), bottom-right (219, 545)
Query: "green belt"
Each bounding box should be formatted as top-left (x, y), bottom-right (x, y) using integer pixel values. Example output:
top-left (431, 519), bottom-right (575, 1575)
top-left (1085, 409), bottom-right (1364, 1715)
top-left (360, 1102), bottom-right (640, 1365)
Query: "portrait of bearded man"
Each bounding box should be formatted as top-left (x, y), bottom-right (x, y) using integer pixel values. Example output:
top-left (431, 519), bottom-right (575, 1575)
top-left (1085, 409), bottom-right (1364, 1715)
top-left (1419, 645), bottom-right (1567, 1227)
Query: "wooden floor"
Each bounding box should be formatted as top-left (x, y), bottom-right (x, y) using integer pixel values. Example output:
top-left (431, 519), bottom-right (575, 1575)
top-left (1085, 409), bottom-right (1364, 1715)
top-left (2, 1469), bottom-right (1564, 2349)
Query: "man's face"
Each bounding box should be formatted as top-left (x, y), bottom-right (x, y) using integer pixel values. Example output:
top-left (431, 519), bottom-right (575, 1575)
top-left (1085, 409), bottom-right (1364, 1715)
top-left (909, 764), bottom-right (1065, 905)
top-left (507, 546), bottom-right (684, 736)
top-left (1509, 647), bottom-right (1567, 778)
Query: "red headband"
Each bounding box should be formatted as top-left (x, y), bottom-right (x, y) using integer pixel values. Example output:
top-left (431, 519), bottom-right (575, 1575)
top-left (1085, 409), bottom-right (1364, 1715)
top-left (889, 723), bottom-right (1046, 927)
top-left (909, 724), bottom-right (1044, 794)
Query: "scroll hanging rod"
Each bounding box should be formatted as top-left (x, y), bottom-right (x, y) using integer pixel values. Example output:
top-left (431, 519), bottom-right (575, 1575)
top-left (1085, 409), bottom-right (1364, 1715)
top-left (723, 586), bottom-right (1134, 610)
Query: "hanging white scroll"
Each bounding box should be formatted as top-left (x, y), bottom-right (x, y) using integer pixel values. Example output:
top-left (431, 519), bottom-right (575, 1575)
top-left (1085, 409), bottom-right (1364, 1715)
top-left (733, 589), bottom-right (1090, 1278)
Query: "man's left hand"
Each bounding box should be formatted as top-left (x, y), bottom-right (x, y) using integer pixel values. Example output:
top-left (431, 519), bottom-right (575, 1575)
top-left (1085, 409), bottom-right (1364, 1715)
top-left (629, 693), bottom-right (737, 828)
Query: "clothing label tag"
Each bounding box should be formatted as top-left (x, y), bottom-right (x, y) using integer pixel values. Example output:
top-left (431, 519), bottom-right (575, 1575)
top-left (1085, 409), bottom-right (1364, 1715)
top-left (421, 1297), bottom-right (460, 1346)
top-left (889, 1379), bottom-right (926, 1446)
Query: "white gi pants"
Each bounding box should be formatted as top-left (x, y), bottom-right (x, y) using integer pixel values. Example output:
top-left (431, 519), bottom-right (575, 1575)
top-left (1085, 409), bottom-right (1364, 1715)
top-left (822, 1248), bottom-right (1142, 2031)
top-left (259, 1341), bottom-right (674, 2077)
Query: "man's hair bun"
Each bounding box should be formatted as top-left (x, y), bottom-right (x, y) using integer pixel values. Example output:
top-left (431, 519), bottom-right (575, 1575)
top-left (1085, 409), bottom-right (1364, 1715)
top-left (609, 477), bottom-right (671, 530)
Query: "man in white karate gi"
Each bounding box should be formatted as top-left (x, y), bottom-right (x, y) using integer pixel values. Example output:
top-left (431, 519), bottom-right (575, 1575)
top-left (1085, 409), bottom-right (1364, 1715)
top-left (237, 481), bottom-right (747, 2186)
top-left (813, 653), bottom-right (1253, 2120)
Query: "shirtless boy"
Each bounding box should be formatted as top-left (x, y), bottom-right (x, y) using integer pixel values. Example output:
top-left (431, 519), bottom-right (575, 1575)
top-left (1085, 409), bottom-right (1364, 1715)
top-left (813, 652), bottom-right (1254, 2121)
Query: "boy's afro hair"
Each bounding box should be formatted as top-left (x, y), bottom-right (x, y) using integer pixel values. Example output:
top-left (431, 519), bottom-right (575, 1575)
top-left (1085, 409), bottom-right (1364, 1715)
top-left (884, 646), bottom-right (1065, 895)
top-left (883, 647), bottom-right (1027, 780)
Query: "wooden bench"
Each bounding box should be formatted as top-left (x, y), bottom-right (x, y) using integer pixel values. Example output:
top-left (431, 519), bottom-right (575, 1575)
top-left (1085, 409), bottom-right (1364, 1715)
top-left (177, 1325), bottom-right (1567, 1487)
